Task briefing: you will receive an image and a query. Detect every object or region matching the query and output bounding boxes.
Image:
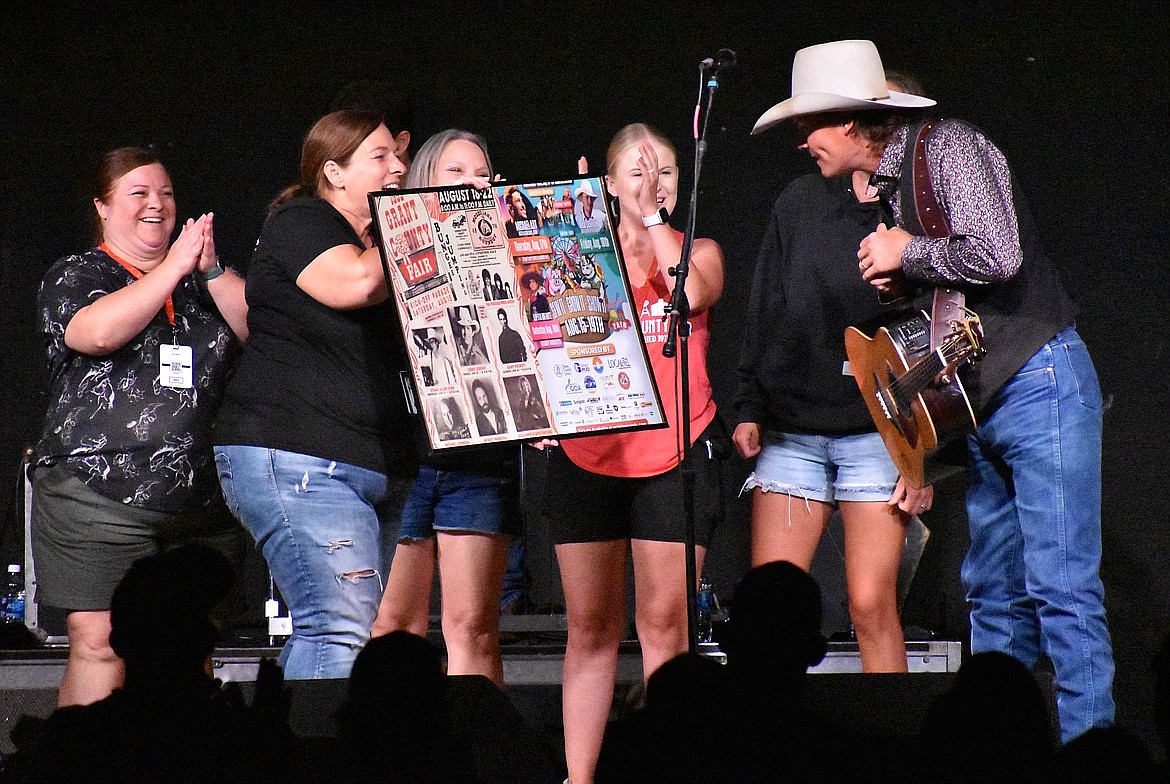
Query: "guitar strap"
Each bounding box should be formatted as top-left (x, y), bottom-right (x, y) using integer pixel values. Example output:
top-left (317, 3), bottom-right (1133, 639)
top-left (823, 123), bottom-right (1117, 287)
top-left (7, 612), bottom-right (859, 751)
top-left (902, 119), bottom-right (966, 352)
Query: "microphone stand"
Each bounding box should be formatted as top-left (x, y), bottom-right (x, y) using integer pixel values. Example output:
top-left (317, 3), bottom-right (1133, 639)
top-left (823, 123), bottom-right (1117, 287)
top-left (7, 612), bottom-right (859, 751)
top-left (664, 56), bottom-right (723, 654)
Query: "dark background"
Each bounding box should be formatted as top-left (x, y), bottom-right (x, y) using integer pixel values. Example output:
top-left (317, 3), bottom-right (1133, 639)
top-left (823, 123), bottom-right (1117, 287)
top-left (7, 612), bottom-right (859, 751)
top-left (2, 0), bottom-right (1167, 757)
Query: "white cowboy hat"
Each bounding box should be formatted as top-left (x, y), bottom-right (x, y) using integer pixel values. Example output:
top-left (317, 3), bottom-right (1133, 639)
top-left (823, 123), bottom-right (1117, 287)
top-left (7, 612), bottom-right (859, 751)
top-left (454, 309), bottom-right (480, 332)
top-left (752, 39), bottom-right (935, 135)
top-left (573, 180), bottom-right (600, 199)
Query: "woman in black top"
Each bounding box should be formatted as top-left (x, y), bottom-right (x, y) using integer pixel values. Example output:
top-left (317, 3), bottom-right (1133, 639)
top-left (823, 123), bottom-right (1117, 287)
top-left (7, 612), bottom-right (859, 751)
top-left (213, 110), bottom-right (413, 679)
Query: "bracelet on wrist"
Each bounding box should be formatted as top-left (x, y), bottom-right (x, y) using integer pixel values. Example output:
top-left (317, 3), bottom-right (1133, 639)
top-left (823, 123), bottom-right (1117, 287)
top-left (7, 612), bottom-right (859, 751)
top-left (201, 257), bottom-right (225, 282)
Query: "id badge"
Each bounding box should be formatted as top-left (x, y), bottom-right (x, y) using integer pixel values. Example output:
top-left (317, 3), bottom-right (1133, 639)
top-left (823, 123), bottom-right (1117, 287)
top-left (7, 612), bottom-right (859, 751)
top-left (160, 344), bottom-right (193, 388)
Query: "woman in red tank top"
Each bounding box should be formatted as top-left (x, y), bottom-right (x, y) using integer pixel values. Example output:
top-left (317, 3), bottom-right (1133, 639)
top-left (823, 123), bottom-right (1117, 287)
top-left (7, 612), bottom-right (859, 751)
top-left (551, 123), bottom-right (725, 784)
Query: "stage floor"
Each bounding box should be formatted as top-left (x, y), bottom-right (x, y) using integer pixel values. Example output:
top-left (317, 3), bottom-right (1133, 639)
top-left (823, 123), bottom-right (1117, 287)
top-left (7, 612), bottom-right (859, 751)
top-left (0, 633), bottom-right (961, 689)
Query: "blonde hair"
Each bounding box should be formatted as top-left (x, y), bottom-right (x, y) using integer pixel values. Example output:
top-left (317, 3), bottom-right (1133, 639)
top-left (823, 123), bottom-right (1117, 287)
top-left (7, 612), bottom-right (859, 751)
top-left (405, 129), bottom-right (493, 189)
top-left (604, 123), bottom-right (677, 175)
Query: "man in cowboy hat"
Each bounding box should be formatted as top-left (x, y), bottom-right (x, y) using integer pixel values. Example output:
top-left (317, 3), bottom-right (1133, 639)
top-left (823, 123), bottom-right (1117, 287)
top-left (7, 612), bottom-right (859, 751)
top-left (572, 179), bottom-right (608, 234)
top-left (453, 307), bottom-right (490, 366)
top-left (424, 326), bottom-right (458, 387)
top-left (753, 39), bottom-right (1114, 742)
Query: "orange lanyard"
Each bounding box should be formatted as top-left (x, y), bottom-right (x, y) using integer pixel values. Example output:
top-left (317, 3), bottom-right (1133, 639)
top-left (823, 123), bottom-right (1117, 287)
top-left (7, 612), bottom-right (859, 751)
top-left (99, 243), bottom-right (175, 327)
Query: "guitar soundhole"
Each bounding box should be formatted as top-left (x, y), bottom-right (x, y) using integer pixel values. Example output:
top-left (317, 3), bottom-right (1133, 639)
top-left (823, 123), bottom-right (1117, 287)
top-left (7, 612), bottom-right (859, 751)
top-left (881, 366), bottom-right (919, 448)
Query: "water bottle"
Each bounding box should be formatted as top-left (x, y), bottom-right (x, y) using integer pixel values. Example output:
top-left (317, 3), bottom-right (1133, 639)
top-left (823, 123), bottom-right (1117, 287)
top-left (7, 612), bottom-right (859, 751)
top-left (696, 576), bottom-right (715, 644)
top-left (1, 563), bottom-right (26, 625)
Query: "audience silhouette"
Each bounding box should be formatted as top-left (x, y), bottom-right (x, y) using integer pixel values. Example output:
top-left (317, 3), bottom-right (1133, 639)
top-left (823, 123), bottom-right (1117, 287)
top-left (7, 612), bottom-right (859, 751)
top-left (331, 629), bottom-right (476, 783)
top-left (596, 560), bottom-right (867, 783)
top-left (1154, 628), bottom-right (1170, 780)
top-left (1052, 724), bottom-right (1157, 783)
top-left (7, 556), bottom-right (1166, 783)
top-left (716, 559), bottom-right (868, 783)
top-left (328, 629), bottom-right (558, 784)
top-left (595, 651), bottom-right (734, 783)
top-left (30, 543), bottom-right (292, 783)
top-left (917, 650), bottom-right (1055, 783)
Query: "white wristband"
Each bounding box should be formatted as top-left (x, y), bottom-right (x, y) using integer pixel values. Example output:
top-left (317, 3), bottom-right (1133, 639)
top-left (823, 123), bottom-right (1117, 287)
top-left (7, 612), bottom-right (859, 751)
top-left (641, 208), bottom-right (669, 228)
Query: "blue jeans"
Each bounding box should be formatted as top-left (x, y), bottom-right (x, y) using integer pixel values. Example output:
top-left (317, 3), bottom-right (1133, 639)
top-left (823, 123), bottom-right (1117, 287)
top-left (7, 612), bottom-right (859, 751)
top-left (214, 446), bottom-right (389, 679)
top-left (961, 327), bottom-right (1114, 741)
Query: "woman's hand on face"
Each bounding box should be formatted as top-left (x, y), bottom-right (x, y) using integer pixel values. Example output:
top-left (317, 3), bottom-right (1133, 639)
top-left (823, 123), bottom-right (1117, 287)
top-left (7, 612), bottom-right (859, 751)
top-left (634, 143), bottom-right (661, 217)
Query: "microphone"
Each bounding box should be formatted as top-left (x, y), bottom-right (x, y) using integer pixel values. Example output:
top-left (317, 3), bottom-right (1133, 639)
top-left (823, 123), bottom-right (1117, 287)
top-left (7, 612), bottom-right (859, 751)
top-left (711, 48), bottom-right (737, 73)
top-left (703, 48), bottom-right (737, 90)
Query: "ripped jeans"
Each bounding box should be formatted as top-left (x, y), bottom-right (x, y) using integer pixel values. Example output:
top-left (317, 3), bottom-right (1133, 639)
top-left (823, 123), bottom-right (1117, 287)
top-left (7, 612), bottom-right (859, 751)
top-left (214, 446), bottom-right (388, 679)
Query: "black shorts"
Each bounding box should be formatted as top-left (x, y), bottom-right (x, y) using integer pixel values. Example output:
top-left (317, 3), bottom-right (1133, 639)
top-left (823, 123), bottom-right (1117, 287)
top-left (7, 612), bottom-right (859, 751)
top-left (542, 420), bottom-right (727, 545)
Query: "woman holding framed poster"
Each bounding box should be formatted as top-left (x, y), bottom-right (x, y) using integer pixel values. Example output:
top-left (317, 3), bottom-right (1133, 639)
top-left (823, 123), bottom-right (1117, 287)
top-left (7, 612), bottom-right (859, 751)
top-left (546, 123), bottom-right (726, 784)
top-left (371, 129), bottom-right (520, 688)
top-left (212, 110), bottom-right (415, 680)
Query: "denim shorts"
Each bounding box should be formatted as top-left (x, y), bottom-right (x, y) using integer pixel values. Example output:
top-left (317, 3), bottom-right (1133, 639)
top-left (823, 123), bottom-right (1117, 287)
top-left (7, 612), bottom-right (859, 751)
top-left (741, 431), bottom-right (898, 503)
top-left (397, 464), bottom-right (519, 540)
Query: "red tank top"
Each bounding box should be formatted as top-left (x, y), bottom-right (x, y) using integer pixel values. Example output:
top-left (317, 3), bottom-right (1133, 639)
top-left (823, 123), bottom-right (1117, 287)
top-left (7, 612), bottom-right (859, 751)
top-left (561, 243), bottom-right (717, 478)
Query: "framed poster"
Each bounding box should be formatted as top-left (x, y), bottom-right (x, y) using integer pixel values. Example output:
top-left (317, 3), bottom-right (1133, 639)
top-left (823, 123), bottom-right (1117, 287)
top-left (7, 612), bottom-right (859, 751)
top-left (370, 177), bottom-right (666, 452)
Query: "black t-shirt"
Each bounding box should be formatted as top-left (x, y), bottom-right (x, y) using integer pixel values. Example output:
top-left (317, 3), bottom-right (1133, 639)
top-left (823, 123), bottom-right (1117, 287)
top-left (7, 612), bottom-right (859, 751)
top-left (214, 197), bottom-right (414, 476)
top-left (735, 174), bottom-right (899, 435)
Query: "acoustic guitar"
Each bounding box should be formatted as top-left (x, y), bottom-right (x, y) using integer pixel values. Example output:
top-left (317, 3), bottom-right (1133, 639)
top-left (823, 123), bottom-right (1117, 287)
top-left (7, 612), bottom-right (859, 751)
top-left (844, 302), bottom-right (985, 489)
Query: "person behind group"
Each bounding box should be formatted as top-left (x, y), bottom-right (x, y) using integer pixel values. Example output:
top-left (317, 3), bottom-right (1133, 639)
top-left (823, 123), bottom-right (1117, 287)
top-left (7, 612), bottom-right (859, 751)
top-left (331, 77), bottom-right (416, 171)
top-left (732, 72), bottom-right (934, 672)
top-left (213, 110), bottom-right (415, 680)
top-left (543, 122), bottom-right (725, 784)
top-left (372, 129), bottom-right (520, 687)
top-left (752, 39), bottom-right (1114, 741)
top-left (30, 146), bottom-right (248, 707)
